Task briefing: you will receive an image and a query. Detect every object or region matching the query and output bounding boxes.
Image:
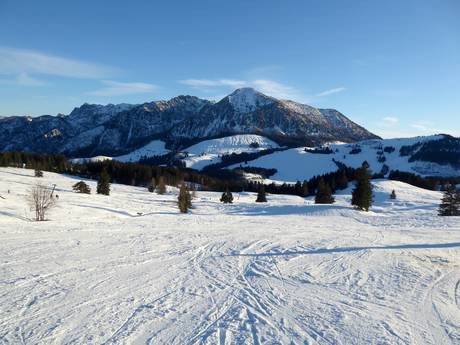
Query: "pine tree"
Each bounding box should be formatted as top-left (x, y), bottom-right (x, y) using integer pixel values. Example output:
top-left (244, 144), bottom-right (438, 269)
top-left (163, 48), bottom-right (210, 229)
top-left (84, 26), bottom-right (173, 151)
top-left (390, 190), bottom-right (397, 200)
top-left (156, 176), bottom-right (166, 194)
top-left (330, 177), bottom-right (336, 193)
top-left (72, 181), bottom-right (91, 194)
top-left (220, 188), bottom-right (234, 204)
top-left (336, 170), bottom-right (348, 190)
top-left (148, 177), bottom-right (156, 192)
top-left (178, 184), bottom-right (192, 213)
top-left (294, 181), bottom-right (302, 196)
top-left (351, 163), bottom-right (373, 211)
top-left (256, 185), bottom-right (267, 202)
top-left (315, 178), bottom-right (335, 204)
top-left (301, 180), bottom-right (309, 197)
top-left (34, 169), bottom-right (43, 177)
top-left (439, 185), bottom-right (460, 216)
top-left (96, 169), bottom-right (111, 195)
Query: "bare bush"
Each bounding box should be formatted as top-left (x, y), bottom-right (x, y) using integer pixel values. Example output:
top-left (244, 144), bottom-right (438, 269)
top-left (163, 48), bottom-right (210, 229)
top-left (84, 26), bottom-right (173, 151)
top-left (27, 183), bottom-right (56, 221)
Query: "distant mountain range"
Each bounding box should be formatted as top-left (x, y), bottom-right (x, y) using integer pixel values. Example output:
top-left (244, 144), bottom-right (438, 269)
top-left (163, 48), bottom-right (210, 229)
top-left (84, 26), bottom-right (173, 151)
top-left (0, 88), bottom-right (378, 157)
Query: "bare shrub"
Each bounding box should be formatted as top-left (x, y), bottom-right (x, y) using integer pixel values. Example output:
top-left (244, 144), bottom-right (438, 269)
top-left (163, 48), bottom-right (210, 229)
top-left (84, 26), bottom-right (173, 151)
top-left (27, 183), bottom-right (56, 221)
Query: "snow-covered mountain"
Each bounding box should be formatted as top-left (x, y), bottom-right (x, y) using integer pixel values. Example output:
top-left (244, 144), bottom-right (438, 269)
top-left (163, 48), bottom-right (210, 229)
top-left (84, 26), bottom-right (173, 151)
top-left (0, 88), bottom-right (378, 157)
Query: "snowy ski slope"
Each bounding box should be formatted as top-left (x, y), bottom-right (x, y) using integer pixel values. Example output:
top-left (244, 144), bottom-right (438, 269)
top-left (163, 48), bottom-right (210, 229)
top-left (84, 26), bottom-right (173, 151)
top-left (1, 168), bottom-right (460, 344)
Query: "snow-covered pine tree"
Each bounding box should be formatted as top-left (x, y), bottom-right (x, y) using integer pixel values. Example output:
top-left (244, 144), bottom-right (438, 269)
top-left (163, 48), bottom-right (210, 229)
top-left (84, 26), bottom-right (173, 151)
top-left (96, 169), bottom-right (111, 195)
top-left (351, 163), bottom-right (373, 211)
top-left (72, 181), bottom-right (91, 194)
top-left (439, 185), bottom-right (460, 216)
top-left (178, 184), bottom-right (192, 213)
top-left (256, 185), bottom-right (267, 202)
top-left (315, 178), bottom-right (335, 204)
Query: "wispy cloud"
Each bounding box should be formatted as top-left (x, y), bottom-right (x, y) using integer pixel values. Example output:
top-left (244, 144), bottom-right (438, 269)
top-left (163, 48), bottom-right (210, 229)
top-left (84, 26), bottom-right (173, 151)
top-left (180, 78), bottom-right (307, 102)
top-left (382, 116), bottom-right (399, 126)
top-left (180, 79), bottom-right (247, 88)
top-left (16, 72), bottom-right (47, 86)
top-left (315, 87), bottom-right (346, 97)
top-left (251, 79), bottom-right (303, 100)
top-left (88, 80), bottom-right (158, 96)
top-left (0, 46), bottom-right (116, 79)
top-left (180, 77), bottom-right (347, 104)
top-left (410, 121), bottom-right (436, 132)
top-left (0, 72), bottom-right (47, 87)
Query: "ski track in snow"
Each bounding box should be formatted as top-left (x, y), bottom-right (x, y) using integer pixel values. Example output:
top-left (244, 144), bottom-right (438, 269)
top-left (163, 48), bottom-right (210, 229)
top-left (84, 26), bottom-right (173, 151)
top-left (0, 167), bottom-right (460, 344)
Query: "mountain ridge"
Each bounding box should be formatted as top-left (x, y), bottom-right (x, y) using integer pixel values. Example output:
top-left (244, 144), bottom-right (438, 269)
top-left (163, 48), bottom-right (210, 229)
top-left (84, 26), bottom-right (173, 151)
top-left (0, 88), bottom-right (379, 157)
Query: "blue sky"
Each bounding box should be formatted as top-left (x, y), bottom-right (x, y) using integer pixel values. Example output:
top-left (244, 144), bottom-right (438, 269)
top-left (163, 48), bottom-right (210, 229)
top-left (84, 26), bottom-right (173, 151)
top-left (0, 0), bottom-right (459, 138)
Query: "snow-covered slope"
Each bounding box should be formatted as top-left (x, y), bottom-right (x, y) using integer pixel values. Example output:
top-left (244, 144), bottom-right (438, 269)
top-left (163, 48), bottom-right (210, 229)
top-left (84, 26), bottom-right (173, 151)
top-left (233, 135), bottom-right (460, 183)
top-left (1, 167), bottom-right (460, 344)
top-left (227, 88), bottom-right (275, 113)
top-left (183, 134), bottom-right (280, 169)
top-left (72, 140), bottom-right (169, 164)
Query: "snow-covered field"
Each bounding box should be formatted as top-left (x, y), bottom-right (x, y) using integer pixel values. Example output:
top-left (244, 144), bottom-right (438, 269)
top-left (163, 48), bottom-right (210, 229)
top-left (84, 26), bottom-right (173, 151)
top-left (71, 140), bottom-right (169, 164)
top-left (1, 167), bottom-right (460, 344)
top-left (182, 135), bottom-right (280, 170)
top-left (234, 135), bottom-right (460, 183)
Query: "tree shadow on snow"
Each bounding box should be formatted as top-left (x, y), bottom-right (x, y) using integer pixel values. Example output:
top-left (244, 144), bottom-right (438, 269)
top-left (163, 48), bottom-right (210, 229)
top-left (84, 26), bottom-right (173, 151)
top-left (71, 203), bottom-right (177, 217)
top-left (230, 242), bottom-right (460, 257)
top-left (225, 203), bottom-right (347, 217)
top-left (0, 210), bottom-right (30, 221)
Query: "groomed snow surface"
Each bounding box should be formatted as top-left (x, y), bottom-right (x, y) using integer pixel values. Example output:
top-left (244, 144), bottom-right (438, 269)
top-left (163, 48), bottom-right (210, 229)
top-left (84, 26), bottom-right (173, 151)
top-left (1, 168), bottom-right (460, 344)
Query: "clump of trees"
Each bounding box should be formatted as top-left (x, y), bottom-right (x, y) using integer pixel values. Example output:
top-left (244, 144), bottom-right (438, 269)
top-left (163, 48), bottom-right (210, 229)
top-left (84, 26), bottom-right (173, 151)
top-left (220, 188), bottom-right (234, 203)
top-left (439, 185), bottom-right (460, 216)
top-left (34, 169), bottom-right (43, 177)
top-left (97, 169), bottom-right (111, 195)
top-left (72, 181), bottom-right (91, 194)
top-left (315, 178), bottom-right (335, 204)
top-left (256, 185), bottom-right (267, 202)
top-left (178, 184), bottom-right (192, 213)
top-left (388, 170), bottom-right (439, 191)
top-left (351, 163), bottom-right (373, 211)
top-left (27, 183), bottom-right (56, 221)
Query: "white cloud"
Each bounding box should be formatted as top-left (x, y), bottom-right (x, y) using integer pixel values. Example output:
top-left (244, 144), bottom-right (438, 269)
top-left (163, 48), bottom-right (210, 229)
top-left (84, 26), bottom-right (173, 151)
top-left (88, 80), bottom-right (158, 96)
top-left (180, 78), bottom-right (307, 102)
top-left (382, 116), bottom-right (399, 126)
top-left (16, 72), bottom-right (47, 86)
top-left (180, 79), bottom-right (247, 88)
top-left (315, 87), bottom-right (346, 97)
top-left (251, 79), bottom-right (303, 101)
top-left (180, 76), bottom-right (348, 104)
top-left (0, 46), bottom-right (115, 79)
top-left (0, 72), bottom-right (47, 87)
top-left (410, 121), bottom-right (434, 132)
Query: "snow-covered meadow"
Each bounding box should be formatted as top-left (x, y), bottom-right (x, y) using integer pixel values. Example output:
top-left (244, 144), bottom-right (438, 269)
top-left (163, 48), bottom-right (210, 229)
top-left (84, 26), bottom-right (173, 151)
top-left (1, 167), bottom-right (460, 344)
